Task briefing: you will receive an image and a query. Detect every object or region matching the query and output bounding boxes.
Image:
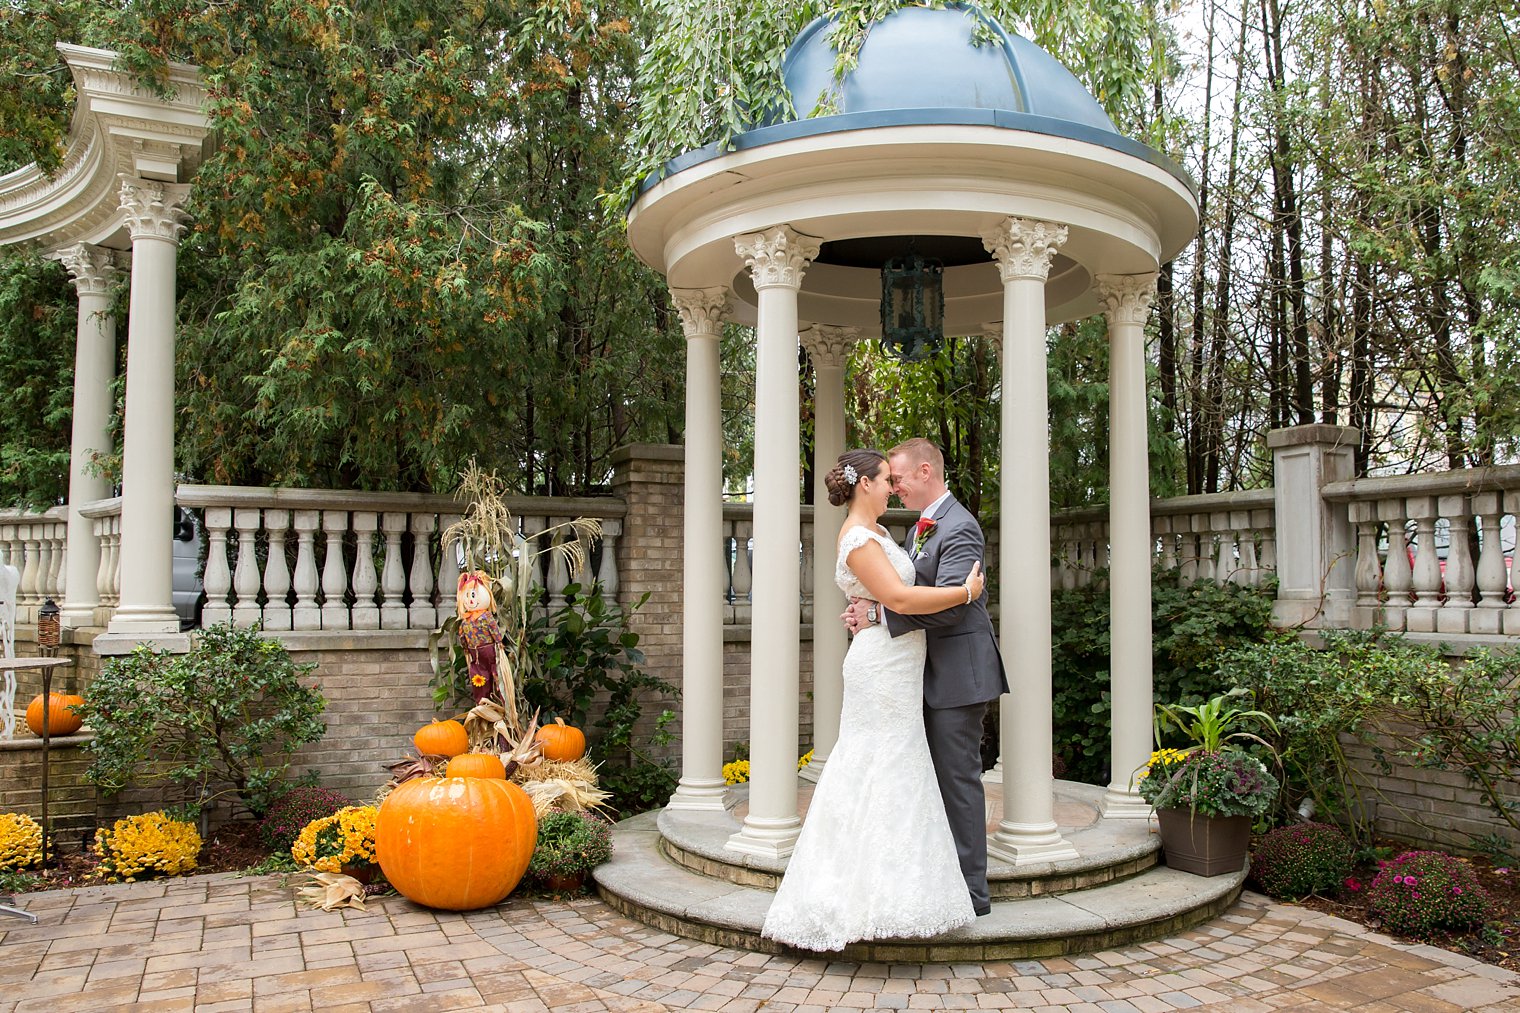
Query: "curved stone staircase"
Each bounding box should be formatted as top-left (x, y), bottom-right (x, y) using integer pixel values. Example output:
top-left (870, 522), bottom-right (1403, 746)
top-left (594, 780), bottom-right (1245, 960)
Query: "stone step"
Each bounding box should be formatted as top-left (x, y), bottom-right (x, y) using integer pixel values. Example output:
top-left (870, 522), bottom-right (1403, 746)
top-left (594, 810), bottom-right (1246, 961)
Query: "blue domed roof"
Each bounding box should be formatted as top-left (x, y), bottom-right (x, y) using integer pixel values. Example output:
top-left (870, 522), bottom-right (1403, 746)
top-left (778, 5), bottom-right (1119, 137)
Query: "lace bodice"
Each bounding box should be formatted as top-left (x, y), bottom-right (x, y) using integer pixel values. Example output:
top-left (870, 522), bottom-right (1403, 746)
top-left (835, 525), bottom-right (915, 601)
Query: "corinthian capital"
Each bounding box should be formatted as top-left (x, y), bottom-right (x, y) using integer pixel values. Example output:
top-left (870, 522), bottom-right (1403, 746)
top-left (670, 287), bottom-right (730, 339)
top-left (118, 175), bottom-right (192, 242)
top-left (1094, 273), bottom-right (1159, 327)
top-left (734, 225), bottom-right (821, 291)
top-left (981, 217), bottom-right (1068, 282)
top-left (799, 325), bottom-right (859, 369)
top-left (57, 243), bottom-right (121, 296)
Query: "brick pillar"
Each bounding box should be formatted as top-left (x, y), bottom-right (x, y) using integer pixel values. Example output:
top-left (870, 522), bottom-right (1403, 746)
top-left (610, 444), bottom-right (686, 715)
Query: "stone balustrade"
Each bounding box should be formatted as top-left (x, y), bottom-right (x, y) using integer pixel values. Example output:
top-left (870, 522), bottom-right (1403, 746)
top-left (0, 506), bottom-right (68, 624)
top-left (1322, 465), bottom-right (1520, 636)
top-left (172, 486), bottom-right (626, 633)
top-left (1051, 490), bottom-right (1277, 590)
top-left (77, 498), bottom-right (121, 621)
top-left (720, 503), bottom-right (1001, 628)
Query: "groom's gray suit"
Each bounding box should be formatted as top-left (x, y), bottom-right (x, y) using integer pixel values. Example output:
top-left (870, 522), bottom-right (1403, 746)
top-left (883, 494), bottom-right (1007, 914)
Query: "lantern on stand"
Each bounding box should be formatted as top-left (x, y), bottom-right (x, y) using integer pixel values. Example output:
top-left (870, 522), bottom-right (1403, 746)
top-left (36, 598), bottom-right (62, 869)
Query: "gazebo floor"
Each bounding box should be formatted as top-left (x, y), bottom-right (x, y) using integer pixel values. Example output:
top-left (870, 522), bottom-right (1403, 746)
top-left (594, 780), bottom-right (1246, 961)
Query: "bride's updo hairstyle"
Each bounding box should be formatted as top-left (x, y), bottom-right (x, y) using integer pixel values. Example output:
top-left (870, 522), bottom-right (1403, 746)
top-left (824, 449), bottom-right (888, 507)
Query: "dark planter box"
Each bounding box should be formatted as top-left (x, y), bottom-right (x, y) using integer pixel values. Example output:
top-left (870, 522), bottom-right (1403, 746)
top-left (1156, 808), bottom-right (1250, 877)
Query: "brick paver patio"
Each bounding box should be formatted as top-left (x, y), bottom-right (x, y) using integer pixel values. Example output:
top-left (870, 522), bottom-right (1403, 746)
top-left (2, 873), bottom-right (1518, 1012)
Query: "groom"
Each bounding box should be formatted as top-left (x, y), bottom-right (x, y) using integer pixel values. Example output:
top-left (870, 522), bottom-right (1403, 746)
top-left (843, 438), bottom-right (1007, 916)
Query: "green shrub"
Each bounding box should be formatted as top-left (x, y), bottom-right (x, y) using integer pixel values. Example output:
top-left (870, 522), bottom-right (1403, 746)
top-left (77, 622), bottom-right (327, 817)
top-left (1052, 572), bottom-right (1276, 785)
top-left (1249, 822), bottom-right (1354, 899)
top-left (527, 810), bottom-right (614, 881)
top-left (1366, 851), bottom-right (1492, 937)
top-left (258, 786), bottom-right (354, 853)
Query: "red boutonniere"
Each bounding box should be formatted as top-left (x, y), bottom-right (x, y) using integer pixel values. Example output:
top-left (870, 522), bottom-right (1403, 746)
top-left (913, 517), bottom-right (937, 554)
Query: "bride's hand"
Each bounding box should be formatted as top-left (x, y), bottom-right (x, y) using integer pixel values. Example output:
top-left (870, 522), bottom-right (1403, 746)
top-left (964, 561), bottom-right (985, 602)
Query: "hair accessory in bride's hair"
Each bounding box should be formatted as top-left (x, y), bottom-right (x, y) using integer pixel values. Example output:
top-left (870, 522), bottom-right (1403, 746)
top-left (842, 464), bottom-right (858, 485)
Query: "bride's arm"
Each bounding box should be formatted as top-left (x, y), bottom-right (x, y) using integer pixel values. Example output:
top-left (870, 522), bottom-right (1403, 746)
top-left (844, 540), bottom-right (983, 615)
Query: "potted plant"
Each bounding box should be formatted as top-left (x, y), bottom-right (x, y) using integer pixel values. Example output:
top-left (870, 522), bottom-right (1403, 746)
top-left (527, 810), bottom-right (613, 893)
top-left (1139, 692), bottom-right (1281, 877)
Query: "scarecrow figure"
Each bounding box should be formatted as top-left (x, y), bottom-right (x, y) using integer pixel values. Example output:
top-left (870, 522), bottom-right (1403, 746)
top-left (456, 571), bottom-right (504, 704)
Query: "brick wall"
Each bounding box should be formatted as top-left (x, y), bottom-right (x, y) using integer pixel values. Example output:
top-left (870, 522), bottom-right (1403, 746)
top-left (0, 736), bottom-right (95, 842)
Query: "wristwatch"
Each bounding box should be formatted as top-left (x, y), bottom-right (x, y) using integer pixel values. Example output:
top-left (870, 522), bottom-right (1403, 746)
top-left (866, 604), bottom-right (879, 624)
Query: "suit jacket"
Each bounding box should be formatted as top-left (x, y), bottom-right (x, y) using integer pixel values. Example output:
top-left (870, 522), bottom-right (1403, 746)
top-left (883, 494), bottom-right (1008, 709)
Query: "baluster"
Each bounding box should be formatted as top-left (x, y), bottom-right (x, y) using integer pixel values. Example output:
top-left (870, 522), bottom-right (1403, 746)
top-left (1437, 494), bottom-right (1474, 634)
top-left (106, 516), bottom-right (122, 607)
top-left (350, 512), bottom-right (380, 629)
top-left (1350, 502), bottom-right (1384, 630)
top-left (320, 510), bottom-right (351, 630)
top-left (1049, 524), bottom-right (1063, 590)
top-left (1059, 528), bottom-right (1079, 590)
top-left (722, 519), bottom-right (736, 623)
top-left (1405, 497), bottom-right (1441, 632)
top-left (597, 517), bottom-right (621, 605)
top-left (1213, 510), bottom-right (1237, 583)
top-left (49, 524), bottom-right (67, 598)
top-left (93, 516), bottom-right (112, 605)
top-left (1505, 490), bottom-right (1520, 636)
top-left (732, 516), bottom-right (754, 625)
top-left (1252, 508), bottom-right (1276, 582)
top-left (436, 514), bottom-right (461, 621)
top-left (201, 507), bottom-right (233, 627)
top-left (800, 513), bottom-right (815, 625)
top-left (521, 515), bottom-right (547, 614)
top-left (1236, 511), bottom-right (1260, 586)
top-left (1155, 517), bottom-right (1177, 572)
top-left (1178, 524), bottom-right (1198, 585)
top-left (379, 512), bottom-right (408, 630)
top-left (262, 509), bottom-right (293, 631)
top-left (232, 508), bottom-right (263, 628)
top-left (408, 513), bottom-right (438, 630)
top-left (1193, 516), bottom-right (1216, 583)
top-left (18, 525), bottom-right (39, 614)
top-left (291, 510), bottom-right (321, 631)
top-left (545, 517), bottom-right (571, 608)
top-left (1471, 492), bottom-right (1507, 635)
top-left (0, 519), bottom-right (13, 571)
top-left (34, 528), bottom-right (53, 607)
top-left (1072, 526), bottom-right (1091, 588)
top-left (1380, 499), bottom-right (1413, 631)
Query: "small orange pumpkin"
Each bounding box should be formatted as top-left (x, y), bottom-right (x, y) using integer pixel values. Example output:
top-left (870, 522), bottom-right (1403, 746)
top-left (413, 719), bottom-right (469, 758)
top-left (25, 692), bottom-right (85, 736)
top-left (446, 752), bottom-right (506, 779)
top-left (534, 717), bottom-right (586, 762)
top-left (375, 776), bottom-right (536, 910)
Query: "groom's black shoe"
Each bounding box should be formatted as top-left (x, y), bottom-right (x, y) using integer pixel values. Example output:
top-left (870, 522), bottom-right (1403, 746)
top-left (974, 904), bottom-right (992, 917)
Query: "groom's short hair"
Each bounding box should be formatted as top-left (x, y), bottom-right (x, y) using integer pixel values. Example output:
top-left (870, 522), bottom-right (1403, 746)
top-left (889, 438), bottom-right (944, 479)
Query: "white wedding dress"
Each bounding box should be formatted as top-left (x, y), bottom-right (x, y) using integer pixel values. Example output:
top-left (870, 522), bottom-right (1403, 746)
top-left (760, 525), bottom-right (976, 951)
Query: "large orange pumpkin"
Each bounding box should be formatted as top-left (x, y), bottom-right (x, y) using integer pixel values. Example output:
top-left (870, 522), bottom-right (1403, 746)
top-left (25, 693), bottom-right (85, 736)
top-left (375, 776), bottom-right (536, 910)
top-left (534, 717), bottom-right (586, 761)
top-left (413, 719), bottom-right (469, 758)
top-left (445, 752), bottom-right (506, 780)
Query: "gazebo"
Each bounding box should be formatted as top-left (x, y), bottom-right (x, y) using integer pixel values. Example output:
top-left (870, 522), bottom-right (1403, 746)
top-left (0, 43), bottom-right (211, 654)
top-left (601, 5), bottom-right (1212, 954)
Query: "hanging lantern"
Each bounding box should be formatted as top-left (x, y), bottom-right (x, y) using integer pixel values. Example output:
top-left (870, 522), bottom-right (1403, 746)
top-left (880, 250), bottom-right (945, 362)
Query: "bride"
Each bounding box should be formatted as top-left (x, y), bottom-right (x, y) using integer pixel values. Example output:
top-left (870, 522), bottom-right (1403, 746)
top-left (760, 448), bottom-right (985, 952)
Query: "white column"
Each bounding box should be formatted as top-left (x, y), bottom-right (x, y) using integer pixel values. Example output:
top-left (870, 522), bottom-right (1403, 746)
top-left (980, 323), bottom-right (1005, 787)
top-left (1095, 273), bottom-right (1159, 819)
top-left (668, 287), bottom-right (731, 812)
top-left (727, 225), bottom-right (819, 858)
top-left (57, 244), bottom-right (121, 628)
top-left (798, 324), bottom-right (858, 783)
top-left (105, 177), bottom-right (191, 643)
top-left (981, 217), bottom-right (1079, 863)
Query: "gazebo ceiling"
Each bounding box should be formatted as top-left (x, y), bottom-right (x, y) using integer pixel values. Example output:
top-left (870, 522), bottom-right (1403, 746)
top-left (0, 44), bottom-right (210, 253)
top-left (626, 5), bottom-right (1199, 333)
